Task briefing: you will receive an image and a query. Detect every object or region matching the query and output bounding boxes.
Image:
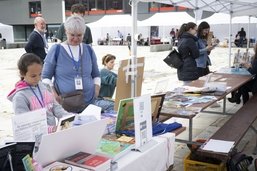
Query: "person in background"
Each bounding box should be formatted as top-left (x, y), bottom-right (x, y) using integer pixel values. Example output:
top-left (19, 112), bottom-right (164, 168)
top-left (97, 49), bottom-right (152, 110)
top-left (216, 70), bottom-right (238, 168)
top-left (196, 21), bottom-right (215, 77)
top-left (106, 33), bottom-right (110, 45)
top-left (126, 33), bottom-right (131, 46)
top-left (56, 3), bottom-right (93, 44)
top-left (118, 30), bottom-right (123, 45)
top-left (7, 53), bottom-right (70, 133)
top-left (25, 17), bottom-right (48, 62)
top-left (236, 27), bottom-right (246, 47)
top-left (177, 22), bottom-right (200, 85)
top-left (99, 54), bottom-right (117, 99)
top-left (228, 43), bottom-right (257, 104)
top-left (174, 28), bottom-right (179, 46)
top-left (170, 28), bottom-right (175, 44)
top-left (42, 15), bottom-right (113, 113)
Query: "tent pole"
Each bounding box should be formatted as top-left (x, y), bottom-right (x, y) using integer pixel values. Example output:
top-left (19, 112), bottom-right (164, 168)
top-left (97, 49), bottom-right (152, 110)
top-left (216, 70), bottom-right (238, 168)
top-left (194, 0), bottom-right (198, 23)
top-left (229, 6), bottom-right (232, 68)
top-left (247, 16), bottom-right (250, 48)
top-left (131, 0), bottom-right (138, 97)
top-left (62, 0), bottom-right (66, 22)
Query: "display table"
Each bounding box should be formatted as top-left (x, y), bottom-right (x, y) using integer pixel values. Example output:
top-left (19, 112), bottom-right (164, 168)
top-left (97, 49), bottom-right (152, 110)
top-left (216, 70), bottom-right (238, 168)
top-left (160, 73), bottom-right (252, 144)
top-left (116, 133), bottom-right (175, 171)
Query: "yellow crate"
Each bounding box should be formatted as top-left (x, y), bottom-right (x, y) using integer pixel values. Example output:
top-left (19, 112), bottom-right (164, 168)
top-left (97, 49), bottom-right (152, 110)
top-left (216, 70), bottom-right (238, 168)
top-left (184, 153), bottom-right (226, 171)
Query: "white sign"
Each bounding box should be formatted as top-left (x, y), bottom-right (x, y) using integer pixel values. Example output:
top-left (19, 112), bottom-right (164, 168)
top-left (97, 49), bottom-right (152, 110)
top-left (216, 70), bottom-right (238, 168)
top-left (133, 94), bottom-right (153, 149)
top-left (12, 108), bottom-right (48, 142)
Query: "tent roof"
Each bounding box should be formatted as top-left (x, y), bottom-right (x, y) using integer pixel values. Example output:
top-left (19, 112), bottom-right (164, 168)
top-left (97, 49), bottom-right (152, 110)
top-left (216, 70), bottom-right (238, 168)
top-left (87, 14), bottom-right (134, 27)
top-left (199, 13), bottom-right (257, 24)
top-left (0, 23), bottom-right (12, 28)
top-left (140, 0), bottom-right (257, 17)
top-left (139, 12), bottom-right (194, 26)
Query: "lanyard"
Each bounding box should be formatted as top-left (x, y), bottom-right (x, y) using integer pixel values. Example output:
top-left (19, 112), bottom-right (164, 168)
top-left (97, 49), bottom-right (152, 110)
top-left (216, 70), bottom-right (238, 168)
top-left (29, 85), bottom-right (44, 108)
top-left (67, 44), bottom-right (81, 74)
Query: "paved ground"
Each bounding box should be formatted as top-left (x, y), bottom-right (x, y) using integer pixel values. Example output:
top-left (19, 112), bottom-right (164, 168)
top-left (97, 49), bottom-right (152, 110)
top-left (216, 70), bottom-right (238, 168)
top-left (0, 45), bottom-right (256, 170)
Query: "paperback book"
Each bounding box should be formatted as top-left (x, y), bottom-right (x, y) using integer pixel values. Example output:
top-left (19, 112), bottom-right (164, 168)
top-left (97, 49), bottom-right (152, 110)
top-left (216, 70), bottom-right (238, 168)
top-left (64, 152), bottom-right (111, 171)
top-left (96, 138), bottom-right (134, 161)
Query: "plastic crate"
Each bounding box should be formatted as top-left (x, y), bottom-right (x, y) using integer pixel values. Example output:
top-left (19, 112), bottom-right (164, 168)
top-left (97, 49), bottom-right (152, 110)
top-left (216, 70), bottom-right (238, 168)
top-left (184, 153), bottom-right (226, 171)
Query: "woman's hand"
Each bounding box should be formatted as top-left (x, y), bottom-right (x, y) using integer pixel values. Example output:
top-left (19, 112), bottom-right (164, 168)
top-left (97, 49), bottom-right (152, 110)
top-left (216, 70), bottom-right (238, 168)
top-left (206, 45), bottom-right (214, 52)
top-left (94, 84), bottom-right (100, 98)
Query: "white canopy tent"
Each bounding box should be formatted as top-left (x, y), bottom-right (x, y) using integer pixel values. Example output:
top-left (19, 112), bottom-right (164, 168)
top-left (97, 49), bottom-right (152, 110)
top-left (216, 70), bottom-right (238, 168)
top-left (198, 13), bottom-right (257, 24)
top-left (129, 0), bottom-right (257, 97)
top-left (139, 12), bottom-right (194, 26)
top-left (0, 23), bottom-right (14, 43)
top-left (198, 13), bottom-right (257, 41)
top-left (87, 14), bottom-right (147, 45)
top-left (88, 14), bottom-right (133, 27)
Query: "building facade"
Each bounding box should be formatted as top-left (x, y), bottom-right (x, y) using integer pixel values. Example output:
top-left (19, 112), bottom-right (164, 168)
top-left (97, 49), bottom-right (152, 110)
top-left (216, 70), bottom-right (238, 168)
top-left (0, 0), bottom-right (188, 42)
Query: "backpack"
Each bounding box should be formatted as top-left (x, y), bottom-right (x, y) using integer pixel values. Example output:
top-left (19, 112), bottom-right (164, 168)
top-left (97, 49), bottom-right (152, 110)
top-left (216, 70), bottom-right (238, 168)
top-left (227, 152), bottom-right (253, 171)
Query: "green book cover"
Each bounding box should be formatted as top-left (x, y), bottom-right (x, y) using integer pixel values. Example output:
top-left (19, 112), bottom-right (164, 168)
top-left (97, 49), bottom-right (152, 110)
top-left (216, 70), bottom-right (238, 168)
top-left (115, 98), bottom-right (135, 133)
top-left (96, 139), bottom-right (133, 161)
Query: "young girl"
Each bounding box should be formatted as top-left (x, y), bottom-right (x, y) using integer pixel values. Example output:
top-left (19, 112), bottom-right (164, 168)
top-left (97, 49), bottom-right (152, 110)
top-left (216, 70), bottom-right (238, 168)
top-left (7, 53), bottom-right (70, 132)
top-left (99, 54), bottom-right (117, 98)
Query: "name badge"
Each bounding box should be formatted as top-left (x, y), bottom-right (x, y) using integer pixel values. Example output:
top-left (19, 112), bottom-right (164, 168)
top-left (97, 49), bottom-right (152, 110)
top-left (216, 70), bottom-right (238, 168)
top-left (74, 76), bottom-right (83, 90)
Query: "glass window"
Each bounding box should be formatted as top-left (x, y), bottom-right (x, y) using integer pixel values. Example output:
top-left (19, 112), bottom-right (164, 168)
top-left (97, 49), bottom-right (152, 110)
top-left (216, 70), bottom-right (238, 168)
top-left (106, 0), bottom-right (122, 10)
top-left (160, 4), bottom-right (173, 7)
top-left (96, 0), bottom-right (104, 10)
top-left (65, 0), bottom-right (81, 11)
top-left (29, 1), bottom-right (41, 18)
top-left (89, 0), bottom-right (96, 11)
top-left (150, 2), bottom-right (159, 8)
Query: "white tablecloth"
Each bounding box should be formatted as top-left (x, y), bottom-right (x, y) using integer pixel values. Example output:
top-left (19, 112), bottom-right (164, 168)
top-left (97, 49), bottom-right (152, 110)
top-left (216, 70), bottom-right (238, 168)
top-left (116, 133), bottom-right (175, 171)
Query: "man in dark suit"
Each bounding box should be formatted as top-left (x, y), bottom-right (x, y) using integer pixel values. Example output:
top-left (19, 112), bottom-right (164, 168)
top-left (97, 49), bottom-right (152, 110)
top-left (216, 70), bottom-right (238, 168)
top-left (56, 3), bottom-right (93, 44)
top-left (236, 27), bottom-right (246, 47)
top-left (25, 17), bottom-right (48, 61)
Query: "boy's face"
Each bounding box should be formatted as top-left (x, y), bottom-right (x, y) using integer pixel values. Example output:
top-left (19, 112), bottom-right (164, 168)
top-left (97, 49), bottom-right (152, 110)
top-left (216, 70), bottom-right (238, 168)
top-left (22, 63), bottom-right (42, 86)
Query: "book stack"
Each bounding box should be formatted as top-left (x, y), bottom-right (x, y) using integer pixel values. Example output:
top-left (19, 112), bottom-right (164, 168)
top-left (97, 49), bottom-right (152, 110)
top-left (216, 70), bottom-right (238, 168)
top-left (96, 137), bottom-right (134, 161)
top-left (64, 152), bottom-right (111, 171)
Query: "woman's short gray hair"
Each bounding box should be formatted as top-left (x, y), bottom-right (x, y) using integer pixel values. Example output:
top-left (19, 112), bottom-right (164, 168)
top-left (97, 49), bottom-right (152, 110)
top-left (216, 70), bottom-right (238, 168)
top-left (64, 15), bottom-right (86, 34)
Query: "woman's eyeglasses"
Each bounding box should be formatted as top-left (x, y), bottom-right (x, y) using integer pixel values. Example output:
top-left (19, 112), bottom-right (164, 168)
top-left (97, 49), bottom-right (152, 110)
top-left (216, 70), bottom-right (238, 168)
top-left (67, 32), bottom-right (83, 38)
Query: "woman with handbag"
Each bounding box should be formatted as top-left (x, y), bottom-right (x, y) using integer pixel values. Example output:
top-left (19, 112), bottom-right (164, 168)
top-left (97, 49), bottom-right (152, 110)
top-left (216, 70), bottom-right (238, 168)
top-left (177, 22), bottom-right (200, 85)
top-left (42, 15), bottom-right (114, 113)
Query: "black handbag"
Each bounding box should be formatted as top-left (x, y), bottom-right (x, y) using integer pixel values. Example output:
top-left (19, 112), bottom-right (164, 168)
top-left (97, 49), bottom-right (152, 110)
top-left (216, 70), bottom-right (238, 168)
top-left (163, 48), bottom-right (183, 69)
top-left (60, 90), bottom-right (87, 113)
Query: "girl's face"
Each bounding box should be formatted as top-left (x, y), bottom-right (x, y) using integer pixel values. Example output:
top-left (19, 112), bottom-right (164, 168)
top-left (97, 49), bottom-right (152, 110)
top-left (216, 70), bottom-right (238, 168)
top-left (202, 28), bottom-right (210, 36)
top-left (66, 30), bottom-right (84, 46)
top-left (105, 59), bottom-right (115, 70)
top-left (22, 63), bottom-right (42, 86)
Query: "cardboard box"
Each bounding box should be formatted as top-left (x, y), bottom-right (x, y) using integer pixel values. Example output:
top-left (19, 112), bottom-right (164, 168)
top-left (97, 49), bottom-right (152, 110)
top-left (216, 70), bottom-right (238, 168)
top-left (184, 153), bottom-right (226, 171)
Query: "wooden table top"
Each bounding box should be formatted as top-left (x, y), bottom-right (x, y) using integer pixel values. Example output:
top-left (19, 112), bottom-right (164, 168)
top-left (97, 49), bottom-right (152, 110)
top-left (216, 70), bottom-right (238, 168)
top-left (160, 73), bottom-right (252, 118)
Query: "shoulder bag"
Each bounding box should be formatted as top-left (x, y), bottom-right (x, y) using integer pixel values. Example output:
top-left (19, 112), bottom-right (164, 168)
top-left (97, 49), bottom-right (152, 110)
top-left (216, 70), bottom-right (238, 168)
top-left (163, 48), bottom-right (183, 69)
top-left (54, 44), bottom-right (87, 113)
